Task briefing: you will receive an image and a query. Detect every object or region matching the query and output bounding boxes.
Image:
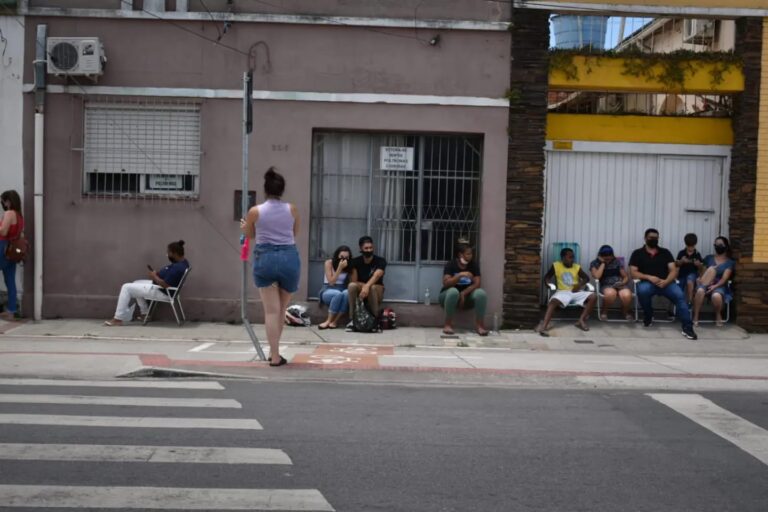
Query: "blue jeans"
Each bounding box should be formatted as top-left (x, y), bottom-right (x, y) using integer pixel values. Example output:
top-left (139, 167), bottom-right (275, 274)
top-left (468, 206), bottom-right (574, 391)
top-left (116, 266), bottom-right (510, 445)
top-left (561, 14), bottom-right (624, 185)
top-left (252, 244), bottom-right (300, 293)
top-left (319, 286), bottom-right (348, 315)
top-left (0, 240), bottom-right (18, 314)
top-left (636, 280), bottom-right (692, 329)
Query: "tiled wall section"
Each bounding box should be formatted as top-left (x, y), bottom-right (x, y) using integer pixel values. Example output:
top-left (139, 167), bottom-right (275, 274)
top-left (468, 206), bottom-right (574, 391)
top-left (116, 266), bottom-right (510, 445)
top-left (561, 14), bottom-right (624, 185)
top-left (503, 9), bottom-right (550, 329)
top-left (755, 18), bottom-right (768, 262)
top-left (732, 17), bottom-right (768, 332)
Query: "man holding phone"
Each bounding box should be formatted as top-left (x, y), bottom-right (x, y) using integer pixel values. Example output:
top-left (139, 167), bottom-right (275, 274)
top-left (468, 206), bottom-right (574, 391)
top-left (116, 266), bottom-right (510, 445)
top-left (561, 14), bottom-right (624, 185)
top-left (589, 245), bottom-right (633, 321)
top-left (104, 240), bottom-right (189, 326)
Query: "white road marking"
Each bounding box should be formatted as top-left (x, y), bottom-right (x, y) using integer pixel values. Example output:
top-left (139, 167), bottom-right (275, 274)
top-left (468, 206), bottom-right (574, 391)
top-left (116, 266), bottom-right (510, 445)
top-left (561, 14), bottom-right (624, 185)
top-left (189, 342), bottom-right (216, 352)
top-left (0, 443), bottom-right (291, 465)
top-left (648, 393), bottom-right (768, 466)
top-left (387, 355), bottom-right (482, 360)
top-left (0, 394), bottom-right (241, 409)
top-left (0, 414), bottom-right (262, 430)
top-left (0, 378), bottom-right (224, 389)
top-left (0, 485), bottom-right (334, 511)
top-left (582, 360), bottom-right (652, 365)
top-left (578, 376), bottom-right (768, 392)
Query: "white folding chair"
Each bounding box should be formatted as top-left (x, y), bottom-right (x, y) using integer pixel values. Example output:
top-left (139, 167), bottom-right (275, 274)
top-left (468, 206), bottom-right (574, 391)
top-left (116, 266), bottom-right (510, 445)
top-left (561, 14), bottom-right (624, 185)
top-left (594, 280), bottom-right (636, 322)
top-left (545, 282), bottom-right (596, 320)
top-left (695, 280), bottom-right (733, 324)
top-left (632, 279), bottom-right (676, 323)
top-left (143, 267), bottom-right (191, 326)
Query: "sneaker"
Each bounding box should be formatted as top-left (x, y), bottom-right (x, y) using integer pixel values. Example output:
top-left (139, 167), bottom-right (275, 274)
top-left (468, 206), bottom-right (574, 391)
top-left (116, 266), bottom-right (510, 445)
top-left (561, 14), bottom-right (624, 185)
top-left (682, 326), bottom-right (698, 340)
top-left (345, 321), bottom-right (356, 333)
top-left (643, 317), bottom-right (654, 327)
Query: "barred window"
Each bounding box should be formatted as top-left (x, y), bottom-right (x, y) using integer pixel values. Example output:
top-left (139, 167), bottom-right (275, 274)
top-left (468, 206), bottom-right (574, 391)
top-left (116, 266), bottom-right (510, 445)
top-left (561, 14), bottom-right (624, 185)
top-left (83, 100), bottom-right (201, 198)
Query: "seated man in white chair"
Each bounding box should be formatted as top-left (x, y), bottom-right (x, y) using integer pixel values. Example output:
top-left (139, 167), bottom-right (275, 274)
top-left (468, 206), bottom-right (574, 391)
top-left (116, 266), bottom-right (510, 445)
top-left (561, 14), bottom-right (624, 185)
top-left (535, 247), bottom-right (596, 336)
top-left (104, 240), bottom-right (190, 326)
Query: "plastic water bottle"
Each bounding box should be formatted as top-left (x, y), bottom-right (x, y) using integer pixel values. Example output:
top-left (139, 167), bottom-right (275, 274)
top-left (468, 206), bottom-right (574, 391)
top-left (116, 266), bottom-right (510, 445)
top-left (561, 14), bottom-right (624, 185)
top-left (240, 235), bottom-right (249, 261)
top-left (424, 287), bottom-right (431, 306)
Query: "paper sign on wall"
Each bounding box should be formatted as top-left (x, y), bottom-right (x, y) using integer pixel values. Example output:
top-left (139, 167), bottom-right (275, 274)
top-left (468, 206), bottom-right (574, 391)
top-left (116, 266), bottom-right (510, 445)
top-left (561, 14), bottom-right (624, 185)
top-left (380, 147), bottom-right (414, 171)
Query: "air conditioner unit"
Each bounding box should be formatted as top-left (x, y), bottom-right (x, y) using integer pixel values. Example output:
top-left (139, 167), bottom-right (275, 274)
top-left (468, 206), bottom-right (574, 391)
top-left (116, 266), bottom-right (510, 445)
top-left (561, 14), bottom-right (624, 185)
top-left (683, 19), bottom-right (715, 45)
top-left (46, 37), bottom-right (106, 76)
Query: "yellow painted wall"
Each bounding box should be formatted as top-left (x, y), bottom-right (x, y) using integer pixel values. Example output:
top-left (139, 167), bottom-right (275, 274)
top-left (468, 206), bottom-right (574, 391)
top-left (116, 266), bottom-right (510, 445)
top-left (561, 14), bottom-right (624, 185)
top-left (546, 114), bottom-right (733, 145)
top-left (549, 56), bottom-right (744, 94)
top-left (754, 18), bottom-right (768, 262)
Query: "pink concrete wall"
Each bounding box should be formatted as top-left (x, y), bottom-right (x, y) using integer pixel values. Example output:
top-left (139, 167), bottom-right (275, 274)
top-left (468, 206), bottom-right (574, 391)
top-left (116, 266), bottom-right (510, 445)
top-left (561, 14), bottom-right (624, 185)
top-left (22, 16), bottom-right (510, 323)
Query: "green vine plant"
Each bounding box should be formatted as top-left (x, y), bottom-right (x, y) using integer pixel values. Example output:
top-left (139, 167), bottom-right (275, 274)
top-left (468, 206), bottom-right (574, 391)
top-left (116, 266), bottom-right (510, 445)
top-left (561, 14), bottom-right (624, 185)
top-left (549, 48), bottom-right (742, 90)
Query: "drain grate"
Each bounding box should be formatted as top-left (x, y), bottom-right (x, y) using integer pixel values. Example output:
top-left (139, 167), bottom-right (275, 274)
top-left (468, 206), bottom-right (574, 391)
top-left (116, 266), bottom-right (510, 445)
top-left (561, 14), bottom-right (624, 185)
top-left (573, 339), bottom-right (594, 344)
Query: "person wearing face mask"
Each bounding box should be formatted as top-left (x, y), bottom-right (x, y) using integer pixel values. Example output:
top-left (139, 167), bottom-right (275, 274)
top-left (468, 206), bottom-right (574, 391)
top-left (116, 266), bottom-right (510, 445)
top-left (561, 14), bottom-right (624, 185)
top-left (692, 236), bottom-right (735, 327)
top-left (317, 245), bottom-right (352, 330)
top-left (104, 240), bottom-right (189, 326)
top-left (0, 190), bottom-right (23, 321)
top-left (629, 228), bottom-right (697, 340)
top-left (346, 235), bottom-right (386, 331)
top-left (439, 241), bottom-right (488, 336)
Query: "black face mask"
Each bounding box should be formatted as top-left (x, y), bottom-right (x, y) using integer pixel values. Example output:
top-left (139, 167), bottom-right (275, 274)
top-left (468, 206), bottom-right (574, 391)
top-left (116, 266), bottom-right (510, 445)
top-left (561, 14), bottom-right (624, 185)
top-left (1, 203), bottom-right (7, 211)
top-left (646, 239), bottom-right (659, 249)
top-left (361, 250), bottom-right (374, 258)
top-left (714, 245), bottom-right (727, 255)
top-left (168, 256), bottom-right (176, 263)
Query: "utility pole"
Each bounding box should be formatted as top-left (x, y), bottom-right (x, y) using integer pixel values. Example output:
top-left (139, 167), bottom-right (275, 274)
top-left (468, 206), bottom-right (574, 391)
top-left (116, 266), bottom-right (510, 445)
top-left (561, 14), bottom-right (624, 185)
top-left (240, 71), bottom-right (266, 361)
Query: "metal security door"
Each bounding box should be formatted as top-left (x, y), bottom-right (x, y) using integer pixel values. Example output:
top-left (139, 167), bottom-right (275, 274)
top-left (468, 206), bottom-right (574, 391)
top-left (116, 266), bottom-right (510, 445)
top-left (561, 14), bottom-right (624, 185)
top-left (655, 156), bottom-right (724, 253)
top-left (370, 135), bottom-right (482, 301)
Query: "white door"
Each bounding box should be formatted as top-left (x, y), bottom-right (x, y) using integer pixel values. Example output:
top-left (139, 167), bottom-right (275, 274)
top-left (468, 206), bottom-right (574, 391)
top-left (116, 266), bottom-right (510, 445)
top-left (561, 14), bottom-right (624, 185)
top-left (543, 148), bottom-right (728, 281)
top-left (655, 156), bottom-right (723, 254)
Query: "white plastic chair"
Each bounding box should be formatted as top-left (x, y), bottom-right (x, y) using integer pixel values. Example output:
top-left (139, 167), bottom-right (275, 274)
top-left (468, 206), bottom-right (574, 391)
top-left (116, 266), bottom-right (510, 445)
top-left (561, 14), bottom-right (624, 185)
top-left (143, 267), bottom-right (191, 326)
top-left (594, 279), bottom-right (636, 322)
top-left (546, 282), bottom-right (596, 320)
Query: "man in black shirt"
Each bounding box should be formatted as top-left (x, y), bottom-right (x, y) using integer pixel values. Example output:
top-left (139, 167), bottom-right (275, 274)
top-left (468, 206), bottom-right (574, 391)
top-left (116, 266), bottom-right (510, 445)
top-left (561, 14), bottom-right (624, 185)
top-left (347, 235), bottom-right (387, 329)
top-left (629, 228), bottom-right (696, 340)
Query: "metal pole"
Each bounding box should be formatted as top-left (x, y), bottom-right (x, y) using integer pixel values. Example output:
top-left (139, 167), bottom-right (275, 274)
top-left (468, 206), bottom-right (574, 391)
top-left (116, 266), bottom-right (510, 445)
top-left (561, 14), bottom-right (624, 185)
top-left (33, 24), bottom-right (47, 321)
top-left (240, 71), bottom-right (266, 361)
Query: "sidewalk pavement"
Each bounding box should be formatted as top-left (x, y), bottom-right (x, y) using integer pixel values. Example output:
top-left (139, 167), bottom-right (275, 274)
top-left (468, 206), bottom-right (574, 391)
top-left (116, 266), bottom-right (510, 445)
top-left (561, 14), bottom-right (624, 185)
top-left (1, 318), bottom-right (768, 391)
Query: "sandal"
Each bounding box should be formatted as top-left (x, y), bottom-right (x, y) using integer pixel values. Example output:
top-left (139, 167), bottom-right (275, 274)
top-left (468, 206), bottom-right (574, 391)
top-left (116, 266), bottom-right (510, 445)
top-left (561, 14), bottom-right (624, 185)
top-left (318, 323), bottom-right (330, 330)
top-left (575, 321), bottom-right (590, 332)
top-left (476, 328), bottom-right (489, 337)
top-left (269, 356), bottom-right (288, 367)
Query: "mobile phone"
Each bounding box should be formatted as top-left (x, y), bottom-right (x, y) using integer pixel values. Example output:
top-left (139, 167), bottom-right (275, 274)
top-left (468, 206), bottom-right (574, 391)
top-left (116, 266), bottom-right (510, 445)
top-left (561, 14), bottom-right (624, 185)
top-left (147, 264), bottom-right (154, 272)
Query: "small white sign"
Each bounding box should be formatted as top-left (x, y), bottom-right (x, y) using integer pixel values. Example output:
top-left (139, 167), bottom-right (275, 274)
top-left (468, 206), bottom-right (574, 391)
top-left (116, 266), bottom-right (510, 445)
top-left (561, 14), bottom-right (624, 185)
top-left (149, 175), bottom-right (183, 190)
top-left (380, 147), bottom-right (414, 171)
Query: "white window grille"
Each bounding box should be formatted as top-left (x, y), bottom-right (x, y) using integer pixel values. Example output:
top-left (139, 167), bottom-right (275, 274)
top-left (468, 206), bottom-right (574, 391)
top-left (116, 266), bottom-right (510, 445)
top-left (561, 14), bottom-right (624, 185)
top-left (83, 100), bottom-right (201, 198)
top-left (309, 131), bottom-right (482, 301)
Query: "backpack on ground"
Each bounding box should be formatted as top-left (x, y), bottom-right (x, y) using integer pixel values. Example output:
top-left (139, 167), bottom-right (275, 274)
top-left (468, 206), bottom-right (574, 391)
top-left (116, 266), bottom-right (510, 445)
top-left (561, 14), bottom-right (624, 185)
top-left (352, 297), bottom-right (379, 333)
top-left (379, 307), bottom-right (397, 330)
top-left (285, 304), bottom-right (311, 326)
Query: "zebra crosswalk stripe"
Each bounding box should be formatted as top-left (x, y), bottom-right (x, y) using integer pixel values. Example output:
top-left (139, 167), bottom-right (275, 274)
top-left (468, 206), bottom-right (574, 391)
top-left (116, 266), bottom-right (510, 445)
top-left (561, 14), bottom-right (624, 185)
top-left (648, 393), bottom-right (768, 466)
top-left (0, 443), bottom-right (292, 465)
top-left (0, 414), bottom-right (263, 430)
top-left (0, 378), bottom-right (225, 390)
top-left (0, 485), bottom-right (335, 511)
top-left (0, 393), bottom-right (241, 408)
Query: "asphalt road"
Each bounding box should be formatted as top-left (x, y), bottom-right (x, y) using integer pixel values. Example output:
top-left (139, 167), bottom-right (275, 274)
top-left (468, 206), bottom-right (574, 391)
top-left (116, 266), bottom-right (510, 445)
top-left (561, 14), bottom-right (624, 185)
top-left (0, 379), bottom-right (766, 511)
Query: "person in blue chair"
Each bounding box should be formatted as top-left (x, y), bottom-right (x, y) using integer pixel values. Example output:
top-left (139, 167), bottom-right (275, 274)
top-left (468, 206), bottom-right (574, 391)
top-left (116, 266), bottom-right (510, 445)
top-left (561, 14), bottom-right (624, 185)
top-left (629, 228), bottom-right (696, 340)
top-left (535, 247), bottom-right (596, 336)
top-left (692, 236), bottom-right (735, 327)
top-left (104, 240), bottom-right (190, 326)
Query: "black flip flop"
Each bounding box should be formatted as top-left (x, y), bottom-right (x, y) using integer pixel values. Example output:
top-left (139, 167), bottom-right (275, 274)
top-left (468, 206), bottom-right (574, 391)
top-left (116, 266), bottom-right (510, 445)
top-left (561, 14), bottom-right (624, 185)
top-left (269, 356), bottom-right (288, 367)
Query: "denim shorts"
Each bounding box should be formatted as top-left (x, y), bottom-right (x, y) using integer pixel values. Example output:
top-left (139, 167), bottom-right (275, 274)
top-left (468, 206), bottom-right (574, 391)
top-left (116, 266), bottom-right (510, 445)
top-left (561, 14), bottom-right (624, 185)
top-left (252, 243), bottom-right (301, 293)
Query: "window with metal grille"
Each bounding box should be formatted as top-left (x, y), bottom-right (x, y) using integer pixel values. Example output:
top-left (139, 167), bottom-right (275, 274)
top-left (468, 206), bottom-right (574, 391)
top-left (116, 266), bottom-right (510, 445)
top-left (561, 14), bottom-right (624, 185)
top-left (83, 101), bottom-right (201, 198)
top-left (309, 132), bottom-right (482, 301)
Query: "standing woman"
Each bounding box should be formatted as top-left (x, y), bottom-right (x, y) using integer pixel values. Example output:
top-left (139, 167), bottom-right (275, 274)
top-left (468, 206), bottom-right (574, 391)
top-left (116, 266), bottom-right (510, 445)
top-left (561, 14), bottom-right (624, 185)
top-left (0, 190), bottom-right (23, 321)
top-left (241, 168), bottom-right (300, 367)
